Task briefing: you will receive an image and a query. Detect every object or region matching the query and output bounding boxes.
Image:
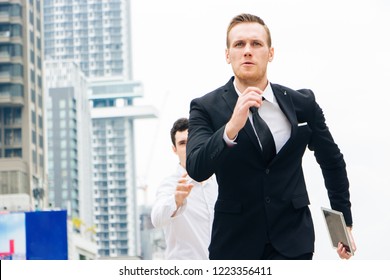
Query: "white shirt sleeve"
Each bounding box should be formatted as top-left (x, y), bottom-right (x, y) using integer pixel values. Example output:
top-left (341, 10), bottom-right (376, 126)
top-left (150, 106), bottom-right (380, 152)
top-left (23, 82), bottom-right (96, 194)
top-left (223, 126), bottom-right (237, 146)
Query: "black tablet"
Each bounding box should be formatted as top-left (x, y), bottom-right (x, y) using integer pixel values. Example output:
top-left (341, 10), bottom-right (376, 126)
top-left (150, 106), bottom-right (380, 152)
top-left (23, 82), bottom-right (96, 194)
top-left (321, 207), bottom-right (354, 255)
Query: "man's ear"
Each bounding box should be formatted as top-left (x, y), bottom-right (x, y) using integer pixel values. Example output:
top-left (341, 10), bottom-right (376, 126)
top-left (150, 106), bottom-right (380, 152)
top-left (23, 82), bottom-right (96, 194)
top-left (172, 145), bottom-right (177, 155)
top-left (268, 47), bottom-right (274, 62)
top-left (225, 48), bottom-right (231, 64)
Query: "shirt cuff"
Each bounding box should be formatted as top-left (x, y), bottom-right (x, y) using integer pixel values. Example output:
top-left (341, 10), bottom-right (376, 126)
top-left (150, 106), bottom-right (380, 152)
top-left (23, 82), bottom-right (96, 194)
top-left (223, 126), bottom-right (237, 147)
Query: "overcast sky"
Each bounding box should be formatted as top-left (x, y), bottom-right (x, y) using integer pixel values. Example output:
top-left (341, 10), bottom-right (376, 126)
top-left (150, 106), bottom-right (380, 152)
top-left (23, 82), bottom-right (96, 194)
top-left (130, 0), bottom-right (390, 260)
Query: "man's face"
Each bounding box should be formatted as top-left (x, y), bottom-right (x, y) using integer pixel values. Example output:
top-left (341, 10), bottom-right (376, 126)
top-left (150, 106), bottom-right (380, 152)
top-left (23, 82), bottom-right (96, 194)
top-left (226, 22), bottom-right (274, 85)
top-left (172, 129), bottom-right (188, 168)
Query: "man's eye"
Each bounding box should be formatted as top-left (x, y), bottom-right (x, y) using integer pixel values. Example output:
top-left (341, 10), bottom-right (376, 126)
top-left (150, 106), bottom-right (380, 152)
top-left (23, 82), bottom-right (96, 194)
top-left (234, 42), bottom-right (243, 47)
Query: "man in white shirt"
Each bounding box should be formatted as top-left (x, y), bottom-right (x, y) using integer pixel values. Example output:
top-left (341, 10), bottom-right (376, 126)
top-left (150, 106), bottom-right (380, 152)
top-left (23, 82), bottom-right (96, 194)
top-left (151, 118), bottom-right (218, 259)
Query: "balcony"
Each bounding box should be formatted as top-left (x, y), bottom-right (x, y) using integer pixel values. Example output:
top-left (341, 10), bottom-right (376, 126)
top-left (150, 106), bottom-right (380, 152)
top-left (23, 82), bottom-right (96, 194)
top-left (0, 30), bottom-right (22, 44)
top-left (0, 12), bottom-right (22, 25)
top-left (0, 72), bottom-right (23, 84)
top-left (0, 51), bottom-right (22, 64)
top-left (0, 84), bottom-right (23, 106)
top-left (0, 0), bottom-right (22, 5)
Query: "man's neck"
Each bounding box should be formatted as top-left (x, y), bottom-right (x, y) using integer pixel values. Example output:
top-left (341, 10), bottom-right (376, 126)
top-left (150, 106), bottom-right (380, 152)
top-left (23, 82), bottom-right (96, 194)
top-left (234, 77), bottom-right (269, 93)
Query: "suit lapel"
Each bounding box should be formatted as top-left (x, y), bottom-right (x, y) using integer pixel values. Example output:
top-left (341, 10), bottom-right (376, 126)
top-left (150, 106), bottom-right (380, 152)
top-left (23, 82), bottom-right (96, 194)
top-left (221, 78), bottom-right (237, 112)
top-left (271, 84), bottom-right (298, 154)
top-left (272, 84), bottom-right (297, 125)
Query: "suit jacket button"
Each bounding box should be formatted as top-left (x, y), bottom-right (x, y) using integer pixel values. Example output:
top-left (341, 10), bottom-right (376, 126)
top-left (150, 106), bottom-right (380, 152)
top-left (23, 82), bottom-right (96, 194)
top-left (265, 197), bottom-right (271, 203)
top-left (265, 169), bottom-right (270, 174)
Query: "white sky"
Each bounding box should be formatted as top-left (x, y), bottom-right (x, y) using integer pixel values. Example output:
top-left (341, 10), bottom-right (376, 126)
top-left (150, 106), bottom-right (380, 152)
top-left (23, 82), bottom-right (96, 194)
top-left (130, 0), bottom-right (390, 260)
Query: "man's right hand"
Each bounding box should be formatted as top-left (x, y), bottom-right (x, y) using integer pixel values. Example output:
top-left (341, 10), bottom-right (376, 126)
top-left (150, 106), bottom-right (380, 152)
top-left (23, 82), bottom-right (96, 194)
top-left (226, 87), bottom-right (264, 140)
top-left (172, 173), bottom-right (194, 217)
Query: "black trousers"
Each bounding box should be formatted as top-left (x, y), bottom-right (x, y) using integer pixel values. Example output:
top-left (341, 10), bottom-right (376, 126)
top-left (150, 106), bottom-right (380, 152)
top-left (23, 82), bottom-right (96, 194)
top-left (262, 243), bottom-right (313, 260)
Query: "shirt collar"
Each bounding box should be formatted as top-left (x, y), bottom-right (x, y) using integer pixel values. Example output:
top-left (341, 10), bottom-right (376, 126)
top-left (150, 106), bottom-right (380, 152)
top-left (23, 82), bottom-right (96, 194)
top-left (233, 80), bottom-right (276, 104)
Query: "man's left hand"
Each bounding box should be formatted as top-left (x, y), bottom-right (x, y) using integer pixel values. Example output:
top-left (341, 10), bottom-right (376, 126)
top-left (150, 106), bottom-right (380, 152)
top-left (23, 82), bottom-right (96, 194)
top-left (337, 226), bottom-right (356, 259)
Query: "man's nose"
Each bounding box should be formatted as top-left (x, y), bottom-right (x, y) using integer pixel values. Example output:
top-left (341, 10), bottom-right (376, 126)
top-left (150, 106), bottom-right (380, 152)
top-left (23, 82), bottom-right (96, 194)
top-left (244, 44), bottom-right (252, 55)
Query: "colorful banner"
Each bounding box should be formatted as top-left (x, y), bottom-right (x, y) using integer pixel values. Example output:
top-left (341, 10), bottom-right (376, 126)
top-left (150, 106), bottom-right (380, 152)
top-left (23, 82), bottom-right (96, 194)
top-left (0, 210), bottom-right (68, 260)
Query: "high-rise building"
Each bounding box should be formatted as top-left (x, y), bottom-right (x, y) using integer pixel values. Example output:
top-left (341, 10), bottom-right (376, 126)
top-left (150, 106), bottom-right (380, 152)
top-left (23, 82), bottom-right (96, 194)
top-left (89, 81), bottom-right (157, 258)
top-left (0, 0), bottom-right (47, 208)
top-left (44, 60), bottom-right (93, 228)
top-left (43, 0), bottom-right (133, 81)
top-left (43, 0), bottom-right (157, 258)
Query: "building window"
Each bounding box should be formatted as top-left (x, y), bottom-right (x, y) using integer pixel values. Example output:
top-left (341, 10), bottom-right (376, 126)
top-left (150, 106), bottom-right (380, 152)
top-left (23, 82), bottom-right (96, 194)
top-left (32, 130), bottom-right (36, 144)
top-left (29, 10), bottom-right (34, 25)
top-left (31, 89), bottom-right (36, 102)
top-left (30, 30), bottom-right (34, 44)
top-left (4, 128), bottom-right (21, 145)
top-left (39, 135), bottom-right (43, 148)
top-left (37, 56), bottom-right (42, 70)
top-left (30, 69), bottom-right (35, 83)
top-left (59, 100), bottom-right (66, 108)
top-left (38, 94), bottom-right (42, 108)
top-left (0, 84), bottom-right (23, 97)
top-left (37, 75), bottom-right (42, 89)
top-left (31, 110), bottom-right (36, 124)
top-left (62, 190), bottom-right (68, 200)
top-left (32, 150), bottom-right (37, 164)
top-left (39, 154), bottom-right (43, 167)
top-left (30, 49), bottom-right (35, 64)
top-left (4, 148), bottom-right (22, 158)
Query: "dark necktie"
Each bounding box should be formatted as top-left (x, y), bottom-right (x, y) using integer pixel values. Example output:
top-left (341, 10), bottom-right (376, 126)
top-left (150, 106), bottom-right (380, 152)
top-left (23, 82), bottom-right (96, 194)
top-left (249, 101), bottom-right (276, 163)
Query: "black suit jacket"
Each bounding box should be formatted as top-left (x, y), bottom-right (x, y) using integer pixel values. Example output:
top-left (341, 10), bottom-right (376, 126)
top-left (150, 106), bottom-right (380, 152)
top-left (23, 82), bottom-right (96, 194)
top-left (186, 77), bottom-right (352, 259)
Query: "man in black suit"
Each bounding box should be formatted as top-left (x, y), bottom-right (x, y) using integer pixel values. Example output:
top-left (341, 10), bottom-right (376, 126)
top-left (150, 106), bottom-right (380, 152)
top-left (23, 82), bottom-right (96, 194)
top-left (186, 13), bottom-right (356, 260)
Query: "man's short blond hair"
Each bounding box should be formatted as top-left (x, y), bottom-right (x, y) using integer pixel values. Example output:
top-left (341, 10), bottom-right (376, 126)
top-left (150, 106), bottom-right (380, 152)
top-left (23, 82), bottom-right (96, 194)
top-left (226, 13), bottom-right (272, 48)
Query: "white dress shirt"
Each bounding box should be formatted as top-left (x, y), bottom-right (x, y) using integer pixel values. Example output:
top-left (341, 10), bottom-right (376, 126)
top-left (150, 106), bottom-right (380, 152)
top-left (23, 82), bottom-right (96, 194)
top-left (224, 81), bottom-right (291, 153)
top-left (151, 164), bottom-right (218, 260)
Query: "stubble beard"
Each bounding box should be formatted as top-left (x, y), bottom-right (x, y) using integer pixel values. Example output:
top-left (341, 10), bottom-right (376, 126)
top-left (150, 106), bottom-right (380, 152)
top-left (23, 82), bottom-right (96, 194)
top-left (235, 70), bottom-right (267, 89)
